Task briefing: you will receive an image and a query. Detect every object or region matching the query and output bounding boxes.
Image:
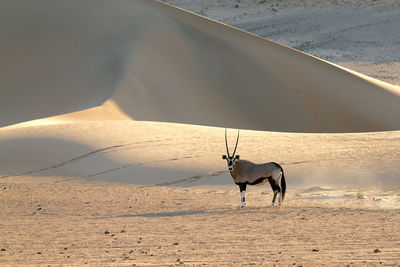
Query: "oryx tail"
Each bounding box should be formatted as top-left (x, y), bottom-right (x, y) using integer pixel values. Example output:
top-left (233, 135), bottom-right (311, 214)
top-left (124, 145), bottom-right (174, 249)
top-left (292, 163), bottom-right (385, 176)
top-left (272, 162), bottom-right (286, 202)
top-left (281, 167), bottom-right (286, 201)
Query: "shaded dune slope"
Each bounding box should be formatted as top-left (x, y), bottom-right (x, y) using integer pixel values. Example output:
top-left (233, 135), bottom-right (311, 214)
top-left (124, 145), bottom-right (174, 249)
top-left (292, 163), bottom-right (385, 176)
top-left (1, 0), bottom-right (400, 132)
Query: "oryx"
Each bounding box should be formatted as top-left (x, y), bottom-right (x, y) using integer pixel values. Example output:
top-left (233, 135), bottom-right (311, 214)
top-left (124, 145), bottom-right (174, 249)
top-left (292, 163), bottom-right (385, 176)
top-left (222, 129), bottom-right (286, 208)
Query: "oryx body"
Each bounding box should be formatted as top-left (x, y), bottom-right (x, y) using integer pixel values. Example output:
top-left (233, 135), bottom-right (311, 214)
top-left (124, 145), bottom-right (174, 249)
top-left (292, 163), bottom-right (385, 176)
top-left (223, 129), bottom-right (286, 208)
top-left (230, 159), bottom-right (286, 207)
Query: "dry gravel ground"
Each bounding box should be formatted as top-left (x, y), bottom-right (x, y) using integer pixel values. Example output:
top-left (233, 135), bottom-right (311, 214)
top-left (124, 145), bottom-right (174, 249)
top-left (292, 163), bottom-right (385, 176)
top-left (163, 0), bottom-right (400, 86)
top-left (1, 177), bottom-right (400, 266)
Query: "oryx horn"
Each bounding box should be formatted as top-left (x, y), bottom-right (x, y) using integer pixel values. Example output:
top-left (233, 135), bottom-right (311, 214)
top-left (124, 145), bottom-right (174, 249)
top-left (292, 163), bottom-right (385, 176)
top-left (225, 128), bottom-right (240, 157)
top-left (232, 129), bottom-right (239, 157)
top-left (225, 128), bottom-right (230, 157)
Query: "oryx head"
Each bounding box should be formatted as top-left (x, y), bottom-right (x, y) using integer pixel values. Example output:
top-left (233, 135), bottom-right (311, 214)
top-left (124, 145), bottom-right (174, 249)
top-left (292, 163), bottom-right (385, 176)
top-left (222, 129), bottom-right (240, 171)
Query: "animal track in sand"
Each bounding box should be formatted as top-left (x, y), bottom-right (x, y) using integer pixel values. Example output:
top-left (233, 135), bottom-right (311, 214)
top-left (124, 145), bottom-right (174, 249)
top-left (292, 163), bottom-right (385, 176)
top-left (146, 170), bottom-right (227, 187)
top-left (0, 137), bottom-right (199, 179)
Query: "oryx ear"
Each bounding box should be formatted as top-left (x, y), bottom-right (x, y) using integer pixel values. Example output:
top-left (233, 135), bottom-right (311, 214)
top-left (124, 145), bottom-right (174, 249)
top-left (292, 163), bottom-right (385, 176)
top-left (235, 155), bottom-right (240, 160)
top-left (222, 155), bottom-right (227, 159)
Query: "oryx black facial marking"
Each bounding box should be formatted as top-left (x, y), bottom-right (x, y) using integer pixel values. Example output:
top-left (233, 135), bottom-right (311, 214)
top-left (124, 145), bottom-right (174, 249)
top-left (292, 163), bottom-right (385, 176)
top-left (223, 129), bottom-right (286, 208)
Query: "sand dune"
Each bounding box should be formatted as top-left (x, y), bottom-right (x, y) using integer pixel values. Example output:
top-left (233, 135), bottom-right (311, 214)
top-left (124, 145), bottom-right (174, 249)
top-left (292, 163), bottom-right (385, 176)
top-left (1, 121), bottom-right (400, 188)
top-left (1, 0), bottom-right (400, 132)
top-left (1, 0), bottom-right (400, 190)
top-left (1, 0), bottom-right (399, 191)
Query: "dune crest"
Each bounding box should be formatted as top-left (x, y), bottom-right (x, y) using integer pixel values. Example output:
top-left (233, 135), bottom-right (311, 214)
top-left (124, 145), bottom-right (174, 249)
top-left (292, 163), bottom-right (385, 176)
top-left (7, 100), bottom-right (132, 128)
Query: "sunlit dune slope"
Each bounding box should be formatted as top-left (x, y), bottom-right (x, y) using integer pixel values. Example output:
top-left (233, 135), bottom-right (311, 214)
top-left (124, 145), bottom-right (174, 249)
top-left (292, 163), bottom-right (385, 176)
top-left (1, 121), bottom-right (400, 186)
top-left (1, 0), bottom-right (400, 132)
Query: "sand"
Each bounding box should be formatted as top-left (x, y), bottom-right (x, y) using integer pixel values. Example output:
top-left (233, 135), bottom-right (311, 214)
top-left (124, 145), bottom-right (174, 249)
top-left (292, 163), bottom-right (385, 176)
top-left (1, 0), bottom-right (400, 265)
top-left (1, 121), bottom-right (400, 187)
top-left (1, 121), bottom-right (400, 265)
top-left (1, 0), bottom-right (400, 132)
top-left (162, 1), bottom-right (400, 68)
top-left (163, 0), bottom-right (400, 87)
top-left (1, 177), bottom-right (400, 266)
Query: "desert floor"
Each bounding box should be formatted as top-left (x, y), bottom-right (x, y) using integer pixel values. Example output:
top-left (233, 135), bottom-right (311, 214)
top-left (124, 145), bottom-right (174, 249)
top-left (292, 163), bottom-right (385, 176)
top-left (1, 177), bottom-right (400, 266)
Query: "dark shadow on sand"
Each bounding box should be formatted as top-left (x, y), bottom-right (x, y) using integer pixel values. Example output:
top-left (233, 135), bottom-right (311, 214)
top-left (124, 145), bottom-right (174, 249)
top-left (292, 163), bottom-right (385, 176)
top-left (118, 210), bottom-right (206, 218)
top-left (88, 210), bottom-right (206, 220)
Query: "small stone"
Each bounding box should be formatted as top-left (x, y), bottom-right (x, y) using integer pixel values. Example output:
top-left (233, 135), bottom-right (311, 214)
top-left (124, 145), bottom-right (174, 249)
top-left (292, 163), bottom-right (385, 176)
top-left (111, 234), bottom-right (115, 237)
top-left (37, 252), bottom-right (41, 254)
top-left (374, 248), bottom-right (381, 253)
top-left (173, 242), bottom-right (179, 245)
top-left (121, 230), bottom-right (126, 233)
top-left (37, 207), bottom-right (42, 210)
top-left (1, 248), bottom-right (6, 252)
top-left (235, 4), bottom-right (239, 8)
top-left (64, 247), bottom-right (68, 250)
top-left (312, 249), bottom-right (319, 252)
top-left (104, 231), bottom-right (110, 234)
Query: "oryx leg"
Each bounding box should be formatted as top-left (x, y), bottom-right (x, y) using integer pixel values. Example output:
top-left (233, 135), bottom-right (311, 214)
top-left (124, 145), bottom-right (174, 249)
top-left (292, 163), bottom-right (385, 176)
top-left (238, 183), bottom-right (247, 208)
top-left (278, 189), bottom-right (282, 206)
top-left (271, 190), bottom-right (278, 207)
top-left (268, 177), bottom-right (281, 207)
